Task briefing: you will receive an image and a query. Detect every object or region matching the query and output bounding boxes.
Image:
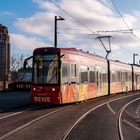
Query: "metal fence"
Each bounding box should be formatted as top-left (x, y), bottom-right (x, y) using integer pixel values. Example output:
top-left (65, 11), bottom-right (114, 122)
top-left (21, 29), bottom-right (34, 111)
top-left (8, 82), bottom-right (31, 91)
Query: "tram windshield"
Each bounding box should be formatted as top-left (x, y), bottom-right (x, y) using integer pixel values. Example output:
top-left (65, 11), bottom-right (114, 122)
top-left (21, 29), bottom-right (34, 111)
top-left (33, 52), bottom-right (59, 84)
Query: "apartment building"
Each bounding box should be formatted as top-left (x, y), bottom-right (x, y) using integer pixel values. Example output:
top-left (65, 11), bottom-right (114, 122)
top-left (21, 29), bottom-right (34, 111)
top-left (0, 24), bottom-right (10, 90)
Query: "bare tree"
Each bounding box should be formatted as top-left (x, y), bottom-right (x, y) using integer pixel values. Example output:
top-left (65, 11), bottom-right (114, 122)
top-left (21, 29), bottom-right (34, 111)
top-left (10, 53), bottom-right (32, 82)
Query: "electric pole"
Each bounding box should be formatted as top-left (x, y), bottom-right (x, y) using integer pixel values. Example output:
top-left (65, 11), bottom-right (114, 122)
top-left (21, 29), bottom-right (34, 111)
top-left (54, 16), bottom-right (65, 48)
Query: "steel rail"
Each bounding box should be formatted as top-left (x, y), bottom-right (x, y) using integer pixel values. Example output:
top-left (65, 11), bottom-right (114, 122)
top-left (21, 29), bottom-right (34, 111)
top-left (0, 104), bottom-right (49, 120)
top-left (0, 105), bottom-right (72, 140)
top-left (118, 97), bottom-right (140, 140)
top-left (62, 93), bottom-right (140, 140)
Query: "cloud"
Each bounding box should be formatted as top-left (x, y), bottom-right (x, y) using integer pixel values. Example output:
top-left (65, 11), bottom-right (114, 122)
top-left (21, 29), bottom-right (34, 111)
top-left (15, 0), bottom-right (126, 34)
top-left (14, 12), bottom-right (55, 36)
top-left (10, 34), bottom-right (49, 51)
top-left (15, 0), bottom-right (138, 37)
top-left (0, 11), bottom-right (14, 17)
top-left (13, 0), bottom-right (140, 62)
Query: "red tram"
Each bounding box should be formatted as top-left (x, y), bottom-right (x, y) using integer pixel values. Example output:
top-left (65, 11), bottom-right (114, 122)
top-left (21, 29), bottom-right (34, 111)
top-left (26, 47), bottom-right (140, 104)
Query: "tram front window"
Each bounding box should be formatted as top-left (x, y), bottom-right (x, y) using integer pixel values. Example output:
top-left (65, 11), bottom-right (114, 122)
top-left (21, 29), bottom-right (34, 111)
top-left (33, 53), bottom-right (59, 84)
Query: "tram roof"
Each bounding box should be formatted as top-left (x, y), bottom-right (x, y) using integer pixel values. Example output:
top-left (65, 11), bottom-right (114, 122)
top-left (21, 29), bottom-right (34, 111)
top-left (34, 47), bottom-right (139, 66)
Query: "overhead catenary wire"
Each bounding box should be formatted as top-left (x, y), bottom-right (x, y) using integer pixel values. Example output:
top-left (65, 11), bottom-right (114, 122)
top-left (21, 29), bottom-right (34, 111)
top-left (50, 0), bottom-right (140, 62)
top-left (58, 32), bottom-right (138, 62)
top-left (58, 26), bottom-right (133, 34)
top-left (110, 0), bottom-right (140, 41)
top-left (50, 0), bottom-right (96, 35)
top-left (110, 0), bottom-right (131, 30)
top-left (58, 32), bottom-right (94, 35)
top-left (51, 0), bottom-right (140, 40)
top-left (51, 0), bottom-right (137, 39)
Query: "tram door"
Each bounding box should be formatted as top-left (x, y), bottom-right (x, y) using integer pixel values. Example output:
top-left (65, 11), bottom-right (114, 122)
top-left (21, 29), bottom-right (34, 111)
top-left (96, 70), bottom-right (102, 95)
top-left (135, 74), bottom-right (139, 90)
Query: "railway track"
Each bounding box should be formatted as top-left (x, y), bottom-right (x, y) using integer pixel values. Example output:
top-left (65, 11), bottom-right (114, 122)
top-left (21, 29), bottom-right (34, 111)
top-left (0, 104), bottom-right (72, 140)
top-left (118, 97), bottom-right (140, 140)
top-left (0, 105), bottom-right (49, 120)
top-left (0, 93), bottom-right (140, 140)
top-left (62, 93), bottom-right (140, 140)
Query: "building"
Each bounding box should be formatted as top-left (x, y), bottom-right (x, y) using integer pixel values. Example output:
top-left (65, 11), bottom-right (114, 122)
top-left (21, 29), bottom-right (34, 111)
top-left (0, 24), bottom-right (10, 91)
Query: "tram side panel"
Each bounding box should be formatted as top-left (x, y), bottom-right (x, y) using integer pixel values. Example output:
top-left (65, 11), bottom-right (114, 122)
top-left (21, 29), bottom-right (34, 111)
top-left (132, 65), bottom-right (140, 91)
top-left (60, 52), bottom-right (108, 104)
top-left (60, 52), bottom-right (80, 103)
top-left (109, 60), bottom-right (132, 94)
top-left (77, 55), bottom-right (108, 100)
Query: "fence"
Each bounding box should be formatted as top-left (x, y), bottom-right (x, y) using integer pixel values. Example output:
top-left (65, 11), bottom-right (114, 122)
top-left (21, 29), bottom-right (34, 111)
top-left (8, 82), bottom-right (31, 91)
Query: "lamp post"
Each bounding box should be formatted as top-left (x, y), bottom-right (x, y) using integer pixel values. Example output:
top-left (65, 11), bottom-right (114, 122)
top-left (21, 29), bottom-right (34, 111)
top-left (54, 16), bottom-right (65, 48)
top-left (133, 53), bottom-right (138, 64)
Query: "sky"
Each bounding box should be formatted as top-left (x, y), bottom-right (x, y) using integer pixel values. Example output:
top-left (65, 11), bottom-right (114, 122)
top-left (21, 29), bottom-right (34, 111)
top-left (1, 0), bottom-right (140, 64)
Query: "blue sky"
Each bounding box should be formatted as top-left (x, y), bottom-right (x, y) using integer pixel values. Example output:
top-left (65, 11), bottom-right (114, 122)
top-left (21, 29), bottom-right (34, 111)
top-left (1, 0), bottom-right (140, 63)
top-left (115, 0), bottom-right (140, 13)
top-left (0, 0), bottom-right (37, 26)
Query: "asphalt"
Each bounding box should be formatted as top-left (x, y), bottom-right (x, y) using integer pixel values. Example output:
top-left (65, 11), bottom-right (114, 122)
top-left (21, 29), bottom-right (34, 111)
top-left (67, 93), bottom-right (140, 140)
top-left (0, 92), bottom-right (140, 140)
top-left (0, 91), bottom-right (31, 112)
top-left (121, 99), bottom-right (140, 140)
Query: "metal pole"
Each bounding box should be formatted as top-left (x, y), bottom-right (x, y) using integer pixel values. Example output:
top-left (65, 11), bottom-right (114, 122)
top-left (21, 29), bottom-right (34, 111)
top-left (133, 54), bottom-right (135, 64)
top-left (133, 53), bottom-right (138, 64)
top-left (54, 16), bottom-right (65, 48)
top-left (54, 16), bottom-right (57, 48)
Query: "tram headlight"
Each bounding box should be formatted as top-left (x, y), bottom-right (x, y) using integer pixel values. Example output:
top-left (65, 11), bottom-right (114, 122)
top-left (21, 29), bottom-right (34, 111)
top-left (33, 87), bottom-right (36, 91)
top-left (51, 88), bottom-right (56, 92)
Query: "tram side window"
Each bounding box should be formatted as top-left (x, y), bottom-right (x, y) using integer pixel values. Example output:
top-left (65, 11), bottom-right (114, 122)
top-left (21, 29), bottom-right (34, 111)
top-left (62, 63), bottom-right (69, 84)
top-left (138, 75), bottom-right (140, 82)
top-left (102, 73), bottom-right (107, 82)
top-left (125, 72), bottom-right (128, 81)
top-left (89, 70), bottom-right (95, 83)
top-left (123, 72), bottom-right (128, 82)
top-left (117, 71), bottom-right (121, 82)
top-left (135, 74), bottom-right (139, 83)
top-left (111, 71), bottom-right (116, 82)
top-left (80, 66), bottom-right (88, 83)
top-left (128, 74), bottom-right (132, 82)
top-left (71, 64), bottom-right (77, 77)
top-left (71, 63), bottom-right (77, 84)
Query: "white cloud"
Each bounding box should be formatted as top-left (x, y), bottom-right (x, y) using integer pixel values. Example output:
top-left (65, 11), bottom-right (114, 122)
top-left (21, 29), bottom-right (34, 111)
top-left (10, 34), bottom-right (49, 51)
top-left (15, 0), bottom-right (127, 34)
top-left (15, 12), bottom-right (55, 36)
top-left (0, 11), bottom-right (14, 17)
top-left (13, 0), bottom-right (140, 62)
top-left (33, 0), bottom-right (58, 12)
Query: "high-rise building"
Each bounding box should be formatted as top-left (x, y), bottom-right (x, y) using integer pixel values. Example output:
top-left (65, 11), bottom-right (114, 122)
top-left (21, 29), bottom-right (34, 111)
top-left (0, 24), bottom-right (10, 90)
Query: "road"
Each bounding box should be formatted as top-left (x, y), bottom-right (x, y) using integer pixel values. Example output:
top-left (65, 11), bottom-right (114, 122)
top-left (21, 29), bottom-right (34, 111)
top-left (0, 91), bottom-right (31, 112)
top-left (0, 91), bottom-right (140, 140)
top-left (66, 93), bottom-right (140, 140)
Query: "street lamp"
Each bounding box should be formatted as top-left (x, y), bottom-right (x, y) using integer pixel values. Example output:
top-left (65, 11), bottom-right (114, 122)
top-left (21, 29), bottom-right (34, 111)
top-left (133, 53), bottom-right (138, 64)
top-left (54, 16), bottom-right (65, 48)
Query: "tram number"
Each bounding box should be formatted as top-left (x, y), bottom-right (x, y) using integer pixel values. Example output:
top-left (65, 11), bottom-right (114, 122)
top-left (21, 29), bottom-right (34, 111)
top-left (34, 97), bottom-right (51, 103)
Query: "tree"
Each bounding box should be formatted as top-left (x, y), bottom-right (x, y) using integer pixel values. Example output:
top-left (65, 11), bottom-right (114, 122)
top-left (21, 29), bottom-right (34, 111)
top-left (10, 53), bottom-right (32, 82)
